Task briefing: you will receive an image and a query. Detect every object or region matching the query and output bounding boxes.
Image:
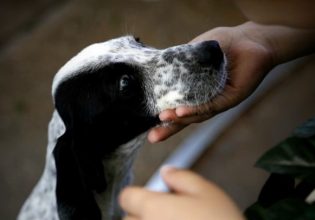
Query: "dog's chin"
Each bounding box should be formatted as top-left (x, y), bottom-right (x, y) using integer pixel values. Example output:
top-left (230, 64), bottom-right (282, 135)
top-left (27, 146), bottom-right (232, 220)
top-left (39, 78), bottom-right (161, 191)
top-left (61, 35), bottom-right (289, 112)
top-left (154, 73), bottom-right (226, 116)
top-left (155, 92), bottom-right (216, 114)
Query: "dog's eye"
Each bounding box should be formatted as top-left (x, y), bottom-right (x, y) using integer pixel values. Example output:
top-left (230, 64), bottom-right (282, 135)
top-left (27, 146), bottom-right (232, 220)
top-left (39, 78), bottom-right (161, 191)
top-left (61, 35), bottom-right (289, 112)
top-left (119, 75), bottom-right (132, 92)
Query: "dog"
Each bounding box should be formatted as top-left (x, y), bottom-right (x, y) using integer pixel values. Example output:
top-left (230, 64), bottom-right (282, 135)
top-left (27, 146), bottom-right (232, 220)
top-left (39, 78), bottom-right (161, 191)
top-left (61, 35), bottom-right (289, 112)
top-left (17, 36), bottom-right (227, 220)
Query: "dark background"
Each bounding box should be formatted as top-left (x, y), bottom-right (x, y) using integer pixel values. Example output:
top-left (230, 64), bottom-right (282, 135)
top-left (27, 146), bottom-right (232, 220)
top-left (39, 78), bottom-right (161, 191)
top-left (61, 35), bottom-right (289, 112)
top-left (1, 0), bottom-right (314, 219)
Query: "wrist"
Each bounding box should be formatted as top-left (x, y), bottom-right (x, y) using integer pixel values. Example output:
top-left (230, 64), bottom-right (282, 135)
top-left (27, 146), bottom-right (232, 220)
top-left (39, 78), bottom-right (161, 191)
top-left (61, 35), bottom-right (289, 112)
top-left (237, 22), bottom-right (278, 67)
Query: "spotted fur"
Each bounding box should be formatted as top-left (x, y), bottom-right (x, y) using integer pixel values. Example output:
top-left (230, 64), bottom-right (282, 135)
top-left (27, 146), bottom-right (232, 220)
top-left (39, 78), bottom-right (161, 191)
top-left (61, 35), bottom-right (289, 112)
top-left (18, 36), bottom-right (227, 220)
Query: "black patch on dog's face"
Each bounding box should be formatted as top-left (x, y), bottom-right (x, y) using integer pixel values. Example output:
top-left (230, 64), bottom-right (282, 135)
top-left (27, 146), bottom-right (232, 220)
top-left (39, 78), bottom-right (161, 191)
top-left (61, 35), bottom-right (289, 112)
top-left (53, 63), bottom-right (159, 220)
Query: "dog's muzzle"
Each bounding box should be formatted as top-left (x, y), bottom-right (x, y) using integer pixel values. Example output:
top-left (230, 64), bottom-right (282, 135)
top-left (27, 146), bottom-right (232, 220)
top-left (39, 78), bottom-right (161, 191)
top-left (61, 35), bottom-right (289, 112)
top-left (194, 40), bottom-right (224, 70)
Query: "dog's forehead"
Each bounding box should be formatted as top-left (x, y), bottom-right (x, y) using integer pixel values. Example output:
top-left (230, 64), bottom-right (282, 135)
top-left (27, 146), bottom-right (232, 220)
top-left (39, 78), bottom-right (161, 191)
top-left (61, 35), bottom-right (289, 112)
top-left (52, 36), bottom-right (160, 96)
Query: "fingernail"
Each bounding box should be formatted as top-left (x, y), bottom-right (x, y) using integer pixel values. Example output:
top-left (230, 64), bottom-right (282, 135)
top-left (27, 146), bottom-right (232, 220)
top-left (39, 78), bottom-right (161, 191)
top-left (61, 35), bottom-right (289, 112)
top-left (160, 165), bottom-right (177, 176)
top-left (148, 131), bottom-right (160, 143)
top-left (150, 137), bottom-right (160, 144)
top-left (175, 107), bottom-right (188, 117)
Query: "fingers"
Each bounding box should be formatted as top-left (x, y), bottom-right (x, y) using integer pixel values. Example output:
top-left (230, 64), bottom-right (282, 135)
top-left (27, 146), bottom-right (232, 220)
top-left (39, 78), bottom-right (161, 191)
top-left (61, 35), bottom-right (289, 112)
top-left (203, 85), bottom-right (241, 113)
top-left (148, 123), bottom-right (186, 143)
top-left (175, 84), bottom-right (246, 120)
top-left (160, 167), bottom-right (211, 196)
top-left (119, 187), bottom-right (154, 217)
top-left (148, 106), bottom-right (214, 143)
top-left (147, 114), bottom-right (210, 143)
top-left (159, 109), bottom-right (177, 121)
top-left (119, 170), bottom-right (211, 219)
top-left (175, 104), bottom-right (214, 119)
top-left (148, 86), bottom-right (238, 143)
top-left (120, 168), bottom-right (244, 220)
top-left (160, 167), bottom-right (243, 216)
top-left (119, 187), bottom-right (173, 219)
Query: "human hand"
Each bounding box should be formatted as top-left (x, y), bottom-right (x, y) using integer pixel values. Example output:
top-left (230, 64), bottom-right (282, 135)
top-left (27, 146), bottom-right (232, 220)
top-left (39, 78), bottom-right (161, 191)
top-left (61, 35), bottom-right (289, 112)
top-left (148, 22), bottom-right (276, 143)
top-left (119, 167), bottom-right (245, 220)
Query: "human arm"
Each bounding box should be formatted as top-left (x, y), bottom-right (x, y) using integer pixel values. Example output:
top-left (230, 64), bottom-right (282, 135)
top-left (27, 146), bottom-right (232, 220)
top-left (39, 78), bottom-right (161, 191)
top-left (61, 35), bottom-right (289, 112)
top-left (148, 21), bottom-right (315, 143)
top-left (235, 0), bottom-right (315, 29)
top-left (119, 167), bottom-right (245, 220)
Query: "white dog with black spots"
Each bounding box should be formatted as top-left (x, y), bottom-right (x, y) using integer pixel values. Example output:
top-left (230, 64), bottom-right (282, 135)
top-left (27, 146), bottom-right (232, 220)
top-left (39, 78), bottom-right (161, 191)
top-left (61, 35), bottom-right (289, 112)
top-left (18, 36), bottom-right (227, 220)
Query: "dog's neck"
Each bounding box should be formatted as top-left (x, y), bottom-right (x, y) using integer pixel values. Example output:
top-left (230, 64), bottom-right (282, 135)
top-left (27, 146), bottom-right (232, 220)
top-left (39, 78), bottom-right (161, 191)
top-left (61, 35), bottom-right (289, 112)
top-left (18, 111), bottom-right (145, 220)
top-left (93, 134), bottom-right (146, 220)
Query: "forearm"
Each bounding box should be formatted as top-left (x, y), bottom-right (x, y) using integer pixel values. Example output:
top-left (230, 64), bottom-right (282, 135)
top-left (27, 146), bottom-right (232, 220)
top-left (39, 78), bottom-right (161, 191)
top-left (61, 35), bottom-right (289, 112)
top-left (235, 0), bottom-right (315, 65)
top-left (267, 26), bottom-right (315, 65)
top-left (235, 0), bottom-right (315, 28)
top-left (239, 22), bottom-right (315, 66)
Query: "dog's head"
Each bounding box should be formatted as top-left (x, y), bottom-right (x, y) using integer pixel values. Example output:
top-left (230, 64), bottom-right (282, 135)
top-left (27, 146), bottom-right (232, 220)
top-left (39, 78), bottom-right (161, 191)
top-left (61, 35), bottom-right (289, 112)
top-left (53, 36), bottom-right (226, 115)
top-left (52, 36), bottom-right (227, 219)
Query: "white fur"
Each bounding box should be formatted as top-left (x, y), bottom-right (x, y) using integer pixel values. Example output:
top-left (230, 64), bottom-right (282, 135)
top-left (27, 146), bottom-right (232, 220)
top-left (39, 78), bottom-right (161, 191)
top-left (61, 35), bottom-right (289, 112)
top-left (18, 36), bottom-right (227, 220)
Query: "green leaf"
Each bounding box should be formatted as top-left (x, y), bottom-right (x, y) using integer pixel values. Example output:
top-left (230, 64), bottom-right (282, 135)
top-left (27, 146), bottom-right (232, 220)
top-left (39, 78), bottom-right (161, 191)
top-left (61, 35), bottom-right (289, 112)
top-left (294, 178), bottom-right (315, 200)
top-left (257, 174), bottom-right (295, 207)
top-left (294, 118), bottom-right (315, 138)
top-left (245, 203), bottom-right (269, 220)
top-left (256, 136), bottom-right (315, 181)
top-left (248, 118), bottom-right (315, 219)
top-left (245, 199), bottom-right (315, 220)
top-left (267, 199), bottom-right (315, 220)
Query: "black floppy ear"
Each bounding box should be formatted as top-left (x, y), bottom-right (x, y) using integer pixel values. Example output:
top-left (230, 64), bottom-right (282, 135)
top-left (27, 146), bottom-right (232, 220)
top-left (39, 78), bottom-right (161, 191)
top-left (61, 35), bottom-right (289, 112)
top-left (53, 132), bottom-right (103, 220)
top-left (52, 63), bottom-right (159, 220)
top-left (52, 77), bottom-right (110, 220)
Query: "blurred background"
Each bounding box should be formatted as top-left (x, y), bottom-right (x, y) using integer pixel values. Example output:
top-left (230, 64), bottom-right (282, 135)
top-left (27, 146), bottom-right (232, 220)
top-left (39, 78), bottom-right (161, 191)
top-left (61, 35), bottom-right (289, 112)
top-left (0, 0), bottom-right (314, 219)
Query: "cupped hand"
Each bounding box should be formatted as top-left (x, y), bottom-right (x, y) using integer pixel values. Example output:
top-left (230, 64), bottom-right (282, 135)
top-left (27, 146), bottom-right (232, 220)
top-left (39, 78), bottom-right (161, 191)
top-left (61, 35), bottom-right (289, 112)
top-left (119, 167), bottom-right (245, 220)
top-left (148, 22), bottom-right (275, 143)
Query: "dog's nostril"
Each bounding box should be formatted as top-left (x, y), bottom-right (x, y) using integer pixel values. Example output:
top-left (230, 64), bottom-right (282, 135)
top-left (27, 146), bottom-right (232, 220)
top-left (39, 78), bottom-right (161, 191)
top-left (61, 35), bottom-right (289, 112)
top-left (195, 40), bottom-right (224, 69)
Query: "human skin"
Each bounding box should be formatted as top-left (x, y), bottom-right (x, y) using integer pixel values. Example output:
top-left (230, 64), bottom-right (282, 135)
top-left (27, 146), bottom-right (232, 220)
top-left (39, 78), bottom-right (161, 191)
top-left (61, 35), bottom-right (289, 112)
top-left (120, 1), bottom-right (315, 219)
top-left (235, 0), bottom-right (315, 28)
top-left (147, 21), bottom-right (315, 143)
top-left (119, 167), bottom-right (245, 220)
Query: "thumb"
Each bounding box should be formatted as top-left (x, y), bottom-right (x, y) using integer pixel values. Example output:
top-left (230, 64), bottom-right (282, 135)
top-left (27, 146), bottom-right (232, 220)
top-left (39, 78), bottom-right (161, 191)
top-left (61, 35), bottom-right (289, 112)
top-left (160, 166), bottom-right (211, 196)
top-left (160, 167), bottom-right (245, 220)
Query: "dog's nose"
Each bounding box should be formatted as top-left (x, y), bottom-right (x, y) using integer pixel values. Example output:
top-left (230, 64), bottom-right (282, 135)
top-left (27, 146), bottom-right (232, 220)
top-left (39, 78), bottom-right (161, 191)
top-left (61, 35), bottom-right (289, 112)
top-left (195, 40), bottom-right (224, 69)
